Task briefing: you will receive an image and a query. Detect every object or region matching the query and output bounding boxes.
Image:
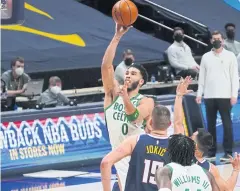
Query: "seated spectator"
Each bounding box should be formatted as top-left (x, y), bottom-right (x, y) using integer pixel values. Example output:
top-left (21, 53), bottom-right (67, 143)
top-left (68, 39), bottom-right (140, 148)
top-left (223, 23), bottom-right (240, 56)
top-left (1, 57), bottom-right (31, 96)
top-left (114, 49), bottom-right (135, 85)
top-left (37, 76), bottom-right (69, 107)
top-left (1, 78), bottom-right (7, 98)
top-left (167, 27), bottom-right (200, 78)
top-left (1, 57), bottom-right (31, 110)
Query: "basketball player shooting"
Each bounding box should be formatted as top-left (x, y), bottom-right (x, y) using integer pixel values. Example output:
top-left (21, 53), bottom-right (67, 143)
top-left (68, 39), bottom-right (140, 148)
top-left (102, 23), bottom-right (154, 190)
top-left (155, 134), bottom-right (220, 191)
top-left (100, 77), bottom-right (193, 191)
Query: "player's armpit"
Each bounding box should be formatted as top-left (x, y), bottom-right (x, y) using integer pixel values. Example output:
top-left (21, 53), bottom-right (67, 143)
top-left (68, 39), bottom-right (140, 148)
top-left (155, 166), bottom-right (172, 190)
top-left (103, 80), bottom-right (119, 109)
top-left (210, 165), bottom-right (229, 191)
top-left (206, 170), bottom-right (220, 191)
top-left (100, 135), bottom-right (137, 191)
top-left (101, 135), bottom-right (137, 167)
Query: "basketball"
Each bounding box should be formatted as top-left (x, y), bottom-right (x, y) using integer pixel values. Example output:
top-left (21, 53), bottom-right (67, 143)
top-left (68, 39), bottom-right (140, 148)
top-left (112, 0), bottom-right (138, 26)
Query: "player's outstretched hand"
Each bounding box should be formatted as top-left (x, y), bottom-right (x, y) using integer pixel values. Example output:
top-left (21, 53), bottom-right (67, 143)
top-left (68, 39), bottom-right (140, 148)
top-left (176, 76), bottom-right (193, 96)
top-left (118, 80), bottom-right (129, 98)
top-left (230, 152), bottom-right (240, 172)
top-left (115, 23), bottom-right (132, 37)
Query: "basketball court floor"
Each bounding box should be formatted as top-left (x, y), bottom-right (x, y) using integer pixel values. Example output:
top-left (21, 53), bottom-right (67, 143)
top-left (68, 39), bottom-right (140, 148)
top-left (2, 150), bottom-right (240, 191)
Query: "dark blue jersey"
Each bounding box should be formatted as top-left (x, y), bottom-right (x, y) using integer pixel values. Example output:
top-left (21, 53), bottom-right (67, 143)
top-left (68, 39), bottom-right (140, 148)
top-left (124, 134), bottom-right (169, 191)
top-left (196, 158), bottom-right (211, 171)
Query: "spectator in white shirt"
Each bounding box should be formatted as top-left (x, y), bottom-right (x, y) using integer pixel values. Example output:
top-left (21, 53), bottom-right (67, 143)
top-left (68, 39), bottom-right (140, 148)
top-left (237, 53), bottom-right (240, 76)
top-left (196, 31), bottom-right (239, 162)
top-left (223, 23), bottom-right (240, 56)
top-left (167, 27), bottom-right (200, 78)
top-left (114, 49), bottom-right (135, 85)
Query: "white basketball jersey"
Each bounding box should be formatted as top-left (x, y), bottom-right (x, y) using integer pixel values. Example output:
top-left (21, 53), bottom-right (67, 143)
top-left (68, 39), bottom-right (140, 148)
top-left (104, 93), bottom-right (146, 189)
top-left (167, 163), bottom-right (212, 191)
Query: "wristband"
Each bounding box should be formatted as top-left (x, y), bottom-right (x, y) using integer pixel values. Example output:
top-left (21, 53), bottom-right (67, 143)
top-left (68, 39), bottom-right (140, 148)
top-left (176, 92), bottom-right (183, 97)
top-left (126, 109), bottom-right (139, 122)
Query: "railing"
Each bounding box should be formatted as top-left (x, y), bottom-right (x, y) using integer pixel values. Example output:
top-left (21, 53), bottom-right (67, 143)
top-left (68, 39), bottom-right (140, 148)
top-left (138, 14), bottom-right (208, 47)
top-left (142, 0), bottom-right (208, 29)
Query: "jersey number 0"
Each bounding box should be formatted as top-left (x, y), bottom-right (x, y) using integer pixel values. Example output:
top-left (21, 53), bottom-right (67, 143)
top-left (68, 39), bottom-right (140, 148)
top-left (122, 123), bottom-right (128, 135)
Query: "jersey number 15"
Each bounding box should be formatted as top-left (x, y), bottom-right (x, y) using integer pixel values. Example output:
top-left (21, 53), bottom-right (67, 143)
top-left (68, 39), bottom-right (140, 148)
top-left (142, 159), bottom-right (163, 185)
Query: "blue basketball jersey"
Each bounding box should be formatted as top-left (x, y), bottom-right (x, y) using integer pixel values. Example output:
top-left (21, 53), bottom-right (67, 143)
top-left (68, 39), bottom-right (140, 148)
top-left (124, 134), bottom-right (169, 191)
top-left (196, 159), bottom-right (211, 171)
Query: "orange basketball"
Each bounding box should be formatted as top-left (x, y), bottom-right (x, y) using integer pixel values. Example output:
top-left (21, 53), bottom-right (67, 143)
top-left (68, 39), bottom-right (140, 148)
top-left (112, 0), bottom-right (138, 26)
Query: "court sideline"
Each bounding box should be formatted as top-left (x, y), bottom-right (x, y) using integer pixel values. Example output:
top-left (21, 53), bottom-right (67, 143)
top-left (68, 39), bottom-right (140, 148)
top-left (2, 161), bottom-right (240, 191)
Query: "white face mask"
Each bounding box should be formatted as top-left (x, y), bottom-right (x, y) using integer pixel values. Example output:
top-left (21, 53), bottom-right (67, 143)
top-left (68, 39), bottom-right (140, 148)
top-left (50, 86), bottom-right (61, 94)
top-left (15, 67), bottom-right (24, 76)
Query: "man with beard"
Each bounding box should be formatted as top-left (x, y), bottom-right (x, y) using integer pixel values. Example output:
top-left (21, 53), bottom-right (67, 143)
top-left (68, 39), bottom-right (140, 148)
top-left (114, 49), bottom-right (135, 85)
top-left (102, 23), bottom-right (154, 190)
top-left (101, 77), bottom-right (193, 191)
top-left (223, 23), bottom-right (240, 56)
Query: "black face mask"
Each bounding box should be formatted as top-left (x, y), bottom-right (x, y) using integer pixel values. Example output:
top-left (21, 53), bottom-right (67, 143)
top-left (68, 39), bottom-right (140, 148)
top-left (212, 40), bottom-right (222, 49)
top-left (125, 58), bottom-right (133, 66)
top-left (226, 30), bottom-right (235, 40)
top-left (174, 34), bottom-right (184, 42)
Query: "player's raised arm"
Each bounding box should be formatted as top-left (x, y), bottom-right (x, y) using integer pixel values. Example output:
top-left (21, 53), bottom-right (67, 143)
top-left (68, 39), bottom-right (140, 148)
top-left (173, 76), bottom-right (193, 134)
top-left (101, 24), bottom-right (130, 101)
top-left (206, 170), bottom-right (220, 191)
top-left (210, 152), bottom-right (240, 191)
top-left (100, 135), bottom-right (137, 191)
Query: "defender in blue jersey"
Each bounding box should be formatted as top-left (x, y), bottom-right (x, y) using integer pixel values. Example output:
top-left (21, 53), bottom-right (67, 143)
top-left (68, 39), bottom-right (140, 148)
top-left (155, 134), bottom-right (220, 191)
top-left (125, 133), bottom-right (169, 191)
top-left (173, 90), bottom-right (240, 191)
top-left (101, 105), bottom-right (172, 191)
top-left (191, 129), bottom-right (240, 190)
top-left (100, 76), bottom-right (194, 191)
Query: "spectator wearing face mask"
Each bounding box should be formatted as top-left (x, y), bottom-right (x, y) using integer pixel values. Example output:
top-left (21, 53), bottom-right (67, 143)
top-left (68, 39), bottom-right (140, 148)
top-left (37, 76), bottom-right (69, 107)
top-left (167, 27), bottom-right (200, 78)
top-left (1, 57), bottom-right (31, 97)
top-left (196, 31), bottom-right (239, 162)
top-left (114, 49), bottom-right (135, 85)
top-left (223, 23), bottom-right (240, 56)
